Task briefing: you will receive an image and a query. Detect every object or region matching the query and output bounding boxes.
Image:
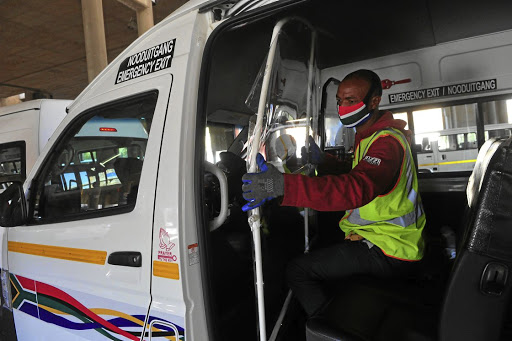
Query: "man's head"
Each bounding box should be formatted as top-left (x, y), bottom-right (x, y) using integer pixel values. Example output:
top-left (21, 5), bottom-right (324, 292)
top-left (336, 69), bottom-right (382, 129)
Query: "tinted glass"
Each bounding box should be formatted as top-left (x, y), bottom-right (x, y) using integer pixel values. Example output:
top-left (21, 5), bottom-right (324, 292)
top-left (32, 93), bottom-right (157, 222)
top-left (0, 141), bottom-right (25, 180)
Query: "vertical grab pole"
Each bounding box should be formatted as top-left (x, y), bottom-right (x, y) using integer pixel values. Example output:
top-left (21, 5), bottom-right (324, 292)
top-left (247, 17), bottom-right (291, 341)
top-left (303, 30), bottom-right (316, 253)
top-left (269, 20), bottom-right (316, 341)
top-left (248, 17), bottom-right (316, 341)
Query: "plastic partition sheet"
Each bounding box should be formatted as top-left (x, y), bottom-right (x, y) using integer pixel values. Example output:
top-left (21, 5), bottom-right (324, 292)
top-left (246, 23), bottom-right (319, 174)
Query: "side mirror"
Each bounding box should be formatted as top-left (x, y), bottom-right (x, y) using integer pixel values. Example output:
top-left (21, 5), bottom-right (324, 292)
top-left (0, 181), bottom-right (27, 227)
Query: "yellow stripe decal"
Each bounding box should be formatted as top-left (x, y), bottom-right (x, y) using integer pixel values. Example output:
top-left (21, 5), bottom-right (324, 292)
top-left (91, 308), bottom-right (146, 327)
top-left (8, 241), bottom-right (106, 265)
top-left (10, 277), bottom-right (20, 303)
top-left (153, 260), bottom-right (179, 280)
top-left (419, 159), bottom-right (477, 167)
top-left (38, 304), bottom-right (66, 315)
top-left (92, 309), bottom-right (176, 340)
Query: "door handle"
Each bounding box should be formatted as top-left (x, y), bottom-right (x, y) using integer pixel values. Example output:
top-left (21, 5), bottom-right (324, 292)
top-left (108, 251), bottom-right (142, 267)
top-left (481, 262), bottom-right (508, 296)
top-left (204, 161), bottom-right (229, 232)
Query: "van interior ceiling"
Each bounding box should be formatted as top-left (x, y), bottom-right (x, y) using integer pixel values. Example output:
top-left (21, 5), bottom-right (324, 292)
top-left (198, 1), bottom-right (512, 340)
top-left (206, 0), bottom-right (512, 118)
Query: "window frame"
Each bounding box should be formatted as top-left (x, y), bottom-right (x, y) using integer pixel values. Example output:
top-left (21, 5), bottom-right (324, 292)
top-left (387, 92), bottom-right (512, 150)
top-left (385, 92), bottom-right (512, 175)
top-left (27, 91), bottom-right (159, 225)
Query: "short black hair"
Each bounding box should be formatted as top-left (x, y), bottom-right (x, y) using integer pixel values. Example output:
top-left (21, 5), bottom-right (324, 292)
top-left (343, 69), bottom-right (383, 97)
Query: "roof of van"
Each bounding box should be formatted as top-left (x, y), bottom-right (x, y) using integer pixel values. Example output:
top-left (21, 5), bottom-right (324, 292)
top-left (0, 99), bottom-right (71, 118)
top-left (168, 0), bottom-right (215, 16)
top-left (145, 0), bottom-right (279, 23)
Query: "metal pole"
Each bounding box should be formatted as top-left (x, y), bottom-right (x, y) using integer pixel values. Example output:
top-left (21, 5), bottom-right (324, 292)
top-left (248, 18), bottom-right (290, 341)
top-left (269, 290), bottom-right (293, 341)
top-left (247, 17), bottom-right (316, 341)
top-left (304, 30), bottom-right (316, 253)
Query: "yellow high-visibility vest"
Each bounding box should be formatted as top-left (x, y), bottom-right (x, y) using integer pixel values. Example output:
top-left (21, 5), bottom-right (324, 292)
top-left (339, 128), bottom-right (426, 261)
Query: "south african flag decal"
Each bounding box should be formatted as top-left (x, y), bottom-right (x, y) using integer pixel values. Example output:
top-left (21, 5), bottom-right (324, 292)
top-left (10, 274), bottom-right (184, 340)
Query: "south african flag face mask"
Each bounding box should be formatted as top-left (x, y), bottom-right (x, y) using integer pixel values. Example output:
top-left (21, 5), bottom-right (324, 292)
top-left (337, 81), bottom-right (378, 128)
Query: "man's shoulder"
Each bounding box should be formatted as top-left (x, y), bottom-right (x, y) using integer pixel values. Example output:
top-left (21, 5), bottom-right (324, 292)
top-left (367, 131), bottom-right (406, 157)
top-left (374, 128), bottom-right (408, 144)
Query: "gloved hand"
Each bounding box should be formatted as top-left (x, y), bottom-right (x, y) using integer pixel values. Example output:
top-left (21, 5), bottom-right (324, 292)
top-left (301, 136), bottom-right (324, 165)
top-left (241, 153), bottom-right (284, 212)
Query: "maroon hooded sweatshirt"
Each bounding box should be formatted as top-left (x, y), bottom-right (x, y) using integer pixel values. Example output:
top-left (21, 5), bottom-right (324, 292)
top-left (281, 111), bottom-right (410, 211)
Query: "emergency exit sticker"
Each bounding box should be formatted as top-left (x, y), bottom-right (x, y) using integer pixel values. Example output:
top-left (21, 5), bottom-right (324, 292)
top-left (115, 39), bottom-right (176, 84)
top-left (188, 243), bottom-right (199, 266)
top-left (388, 78), bottom-right (497, 104)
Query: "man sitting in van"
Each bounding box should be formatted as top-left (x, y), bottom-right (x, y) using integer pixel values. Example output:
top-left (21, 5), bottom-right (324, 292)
top-left (242, 69), bottom-right (425, 316)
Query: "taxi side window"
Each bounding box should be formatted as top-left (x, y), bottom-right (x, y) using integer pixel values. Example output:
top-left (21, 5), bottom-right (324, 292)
top-left (0, 141), bottom-right (26, 182)
top-left (30, 92), bottom-right (157, 223)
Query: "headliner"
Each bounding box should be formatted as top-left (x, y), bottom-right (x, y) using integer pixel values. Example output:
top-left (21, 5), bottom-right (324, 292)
top-left (205, 0), bottom-right (512, 120)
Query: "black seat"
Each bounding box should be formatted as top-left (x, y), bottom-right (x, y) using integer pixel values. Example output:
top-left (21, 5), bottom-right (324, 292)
top-left (113, 157), bottom-right (143, 183)
top-left (440, 137), bottom-right (512, 341)
top-left (306, 137), bottom-right (512, 341)
top-left (114, 157), bottom-right (143, 204)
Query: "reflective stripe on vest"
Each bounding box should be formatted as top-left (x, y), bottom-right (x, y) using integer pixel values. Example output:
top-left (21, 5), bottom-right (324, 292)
top-left (346, 194), bottom-right (424, 227)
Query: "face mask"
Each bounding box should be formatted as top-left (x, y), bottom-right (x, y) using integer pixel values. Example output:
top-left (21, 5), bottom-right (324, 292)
top-left (337, 81), bottom-right (378, 128)
top-left (337, 102), bottom-right (371, 128)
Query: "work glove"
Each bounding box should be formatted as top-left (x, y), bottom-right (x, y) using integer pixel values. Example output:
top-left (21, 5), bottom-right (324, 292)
top-left (241, 153), bottom-right (284, 212)
top-left (301, 136), bottom-right (324, 165)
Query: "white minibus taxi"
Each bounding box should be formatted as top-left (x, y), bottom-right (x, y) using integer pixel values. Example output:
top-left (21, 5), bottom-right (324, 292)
top-left (0, 99), bottom-right (70, 183)
top-left (415, 123), bottom-right (512, 173)
top-left (2, 1), bottom-right (512, 340)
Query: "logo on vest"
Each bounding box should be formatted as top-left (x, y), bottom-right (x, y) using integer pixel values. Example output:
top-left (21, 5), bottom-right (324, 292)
top-left (363, 155), bottom-right (381, 166)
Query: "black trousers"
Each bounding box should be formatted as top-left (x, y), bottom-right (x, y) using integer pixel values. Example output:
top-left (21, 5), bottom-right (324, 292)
top-left (286, 240), bottom-right (418, 316)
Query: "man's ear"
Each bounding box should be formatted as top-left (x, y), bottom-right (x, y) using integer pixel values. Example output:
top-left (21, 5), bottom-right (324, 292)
top-left (369, 96), bottom-right (381, 110)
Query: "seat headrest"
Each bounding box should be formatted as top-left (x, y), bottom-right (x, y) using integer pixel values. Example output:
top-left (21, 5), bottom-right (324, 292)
top-left (114, 158), bottom-right (143, 184)
top-left (466, 138), bottom-right (503, 208)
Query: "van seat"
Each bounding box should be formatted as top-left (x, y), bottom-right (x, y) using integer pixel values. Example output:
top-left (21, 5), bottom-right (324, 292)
top-left (305, 137), bottom-right (512, 341)
top-left (114, 158), bottom-right (143, 204)
top-left (44, 184), bottom-right (81, 218)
